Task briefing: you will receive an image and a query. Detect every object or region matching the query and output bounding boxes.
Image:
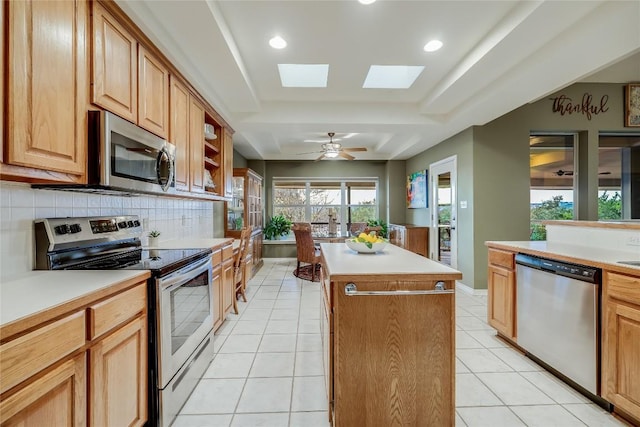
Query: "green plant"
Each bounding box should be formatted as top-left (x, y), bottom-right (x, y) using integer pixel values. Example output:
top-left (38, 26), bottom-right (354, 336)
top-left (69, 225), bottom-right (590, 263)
top-left (366, 219), bottom-right (388, 238)
top-left (264, 215), bottom-right (292, 240)
top-left (148, 230), bottom-right (161, 238)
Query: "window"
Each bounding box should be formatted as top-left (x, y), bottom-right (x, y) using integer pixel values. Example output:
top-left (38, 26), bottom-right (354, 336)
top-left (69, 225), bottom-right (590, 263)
top-left (273, 178), bottom-right (378, 236)
top-left (529, 134), bottom-right (576, 240)
top-left (599, 133), bottom-right (640, 220)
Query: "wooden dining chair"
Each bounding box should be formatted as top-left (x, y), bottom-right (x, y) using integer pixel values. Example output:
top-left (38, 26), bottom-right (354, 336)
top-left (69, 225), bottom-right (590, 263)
top-left (292, 222), bottom-right (321, 281)
top-left (363, 225), bottom-right (382, 236)
top-left (233, 227), bottom-right (252, 314)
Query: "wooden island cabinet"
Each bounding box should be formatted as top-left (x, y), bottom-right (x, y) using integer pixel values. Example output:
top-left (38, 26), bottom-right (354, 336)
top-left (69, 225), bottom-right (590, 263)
top-left (320, 243), bottom-right (462, 426)
top-left (388, 224), bottom-right (429, 257)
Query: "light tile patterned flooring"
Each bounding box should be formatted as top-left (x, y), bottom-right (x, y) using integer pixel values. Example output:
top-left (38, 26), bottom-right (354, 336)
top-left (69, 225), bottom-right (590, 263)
top-left (174, 258), bottom-right (627, 427)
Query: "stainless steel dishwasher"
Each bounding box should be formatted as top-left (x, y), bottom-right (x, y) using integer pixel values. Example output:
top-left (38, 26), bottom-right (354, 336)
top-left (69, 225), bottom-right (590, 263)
top-left (516, 253), bottom-right (601, 396)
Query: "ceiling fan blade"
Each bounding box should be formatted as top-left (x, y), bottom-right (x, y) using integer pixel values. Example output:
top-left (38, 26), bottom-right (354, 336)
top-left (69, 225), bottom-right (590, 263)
top-left (342, 147), bottom-right (367, 152)
top-left (314, 154), bottom-right (326, 162)
top-left (338, 151), bottom-right (355, 161)
top-left (599, 171), bottom-right (611, 175)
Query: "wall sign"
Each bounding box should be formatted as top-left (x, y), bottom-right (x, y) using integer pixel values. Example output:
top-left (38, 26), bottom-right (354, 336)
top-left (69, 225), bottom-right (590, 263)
top-left (549, 93), bottom-right (609, 120)
top-left (625, 83), bottom-right (640, 127)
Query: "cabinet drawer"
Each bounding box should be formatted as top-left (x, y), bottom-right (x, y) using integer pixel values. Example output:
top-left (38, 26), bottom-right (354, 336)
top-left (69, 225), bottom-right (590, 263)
top-left (88, 284), bottom-right (146, 340)
top-left (222, 244), bottom-right (234, 261)
top-left (606, 272), bottom-right (640, 306)
top-left (0, 311), bottom-right (86, 394)
top-left (488, 248), bottom-right (515, 270)
top-left (212, 248), bottom-right (222, 266)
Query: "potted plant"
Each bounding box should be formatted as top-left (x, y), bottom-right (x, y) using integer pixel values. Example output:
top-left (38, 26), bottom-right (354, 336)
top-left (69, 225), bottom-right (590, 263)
top-left (366, 219), bottom-right (388, 238)
top-left (264, 215), bottom-right (292, 240)
top-left (148, 230), bottom-right (161, 247)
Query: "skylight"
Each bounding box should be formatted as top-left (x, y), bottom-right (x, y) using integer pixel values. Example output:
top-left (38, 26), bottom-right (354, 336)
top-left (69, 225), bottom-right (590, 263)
top-left (362, 65), bottom-right (425, 89)
top-left (277, 64), bottom-right (329, 88)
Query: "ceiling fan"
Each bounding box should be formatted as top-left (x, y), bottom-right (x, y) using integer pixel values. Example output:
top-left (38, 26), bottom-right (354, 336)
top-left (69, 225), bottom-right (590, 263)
top-left (555, 169), bottom-right (611, 176)
top-left (299, 132), bottom-right (367, 161)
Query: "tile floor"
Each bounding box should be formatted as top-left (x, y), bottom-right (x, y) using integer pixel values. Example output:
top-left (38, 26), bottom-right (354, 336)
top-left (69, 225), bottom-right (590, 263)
top-left (174, 258), bottom-right (628, 427)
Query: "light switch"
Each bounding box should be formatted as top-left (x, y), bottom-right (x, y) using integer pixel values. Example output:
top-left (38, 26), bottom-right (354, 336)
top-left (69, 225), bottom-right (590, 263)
top-left (460, 200), bottom-right (468, 209)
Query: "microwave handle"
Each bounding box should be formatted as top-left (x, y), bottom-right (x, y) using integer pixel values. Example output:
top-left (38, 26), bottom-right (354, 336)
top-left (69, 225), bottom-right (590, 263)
top-left (157, 147), bottom-right (175, 192)
top-left (159, 256), bottom-right (211, 292)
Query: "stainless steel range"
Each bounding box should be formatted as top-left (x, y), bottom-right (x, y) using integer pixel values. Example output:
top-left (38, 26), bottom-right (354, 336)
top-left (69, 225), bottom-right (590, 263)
top-left (34, 215), bottom-right (215, 427)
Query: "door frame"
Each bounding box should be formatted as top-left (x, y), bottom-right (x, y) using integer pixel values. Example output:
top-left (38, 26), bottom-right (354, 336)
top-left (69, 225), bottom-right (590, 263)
top-left (429, 155), bottom-right (458, 268)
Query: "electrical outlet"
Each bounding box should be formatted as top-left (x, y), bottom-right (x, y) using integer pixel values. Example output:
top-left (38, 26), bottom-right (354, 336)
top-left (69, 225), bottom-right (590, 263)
top-left (626, 235), bottom-right (640, 246)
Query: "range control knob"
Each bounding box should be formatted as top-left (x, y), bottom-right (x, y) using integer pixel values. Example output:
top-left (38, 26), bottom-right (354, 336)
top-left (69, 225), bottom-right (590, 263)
top-left (127, 220), bottom-right (134, 227)
top-left (118, 221), bottom-right (128, 229)
top-left (69, 224), bottom-right (82, 234)
top-left (54, 224), bottom-right (70, 235)
top-left (133, 220), bottom-right (141, 227)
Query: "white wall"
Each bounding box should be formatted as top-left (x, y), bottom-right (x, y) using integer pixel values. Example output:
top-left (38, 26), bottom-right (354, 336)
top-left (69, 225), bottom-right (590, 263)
top-left (0, 181), bottom-right (215, 280)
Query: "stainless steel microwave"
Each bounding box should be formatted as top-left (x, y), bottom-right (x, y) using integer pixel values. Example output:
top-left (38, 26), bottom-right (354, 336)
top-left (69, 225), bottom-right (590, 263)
top-left (87, 110), bottom-right (176, 195)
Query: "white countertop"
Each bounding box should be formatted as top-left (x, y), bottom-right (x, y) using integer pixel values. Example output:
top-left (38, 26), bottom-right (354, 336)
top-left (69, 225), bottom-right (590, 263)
top-left (486, 240), bottom-right (640, 273)
top-left (145, 238), bottom-right (233, 250)
top-left (0, 270), bottom-right (150, 327)
top-left (320, 242), bottom-right (462, 279)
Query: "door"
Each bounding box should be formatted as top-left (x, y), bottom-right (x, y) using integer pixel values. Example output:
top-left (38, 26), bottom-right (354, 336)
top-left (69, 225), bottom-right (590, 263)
top-left (430, 156), bottom-right (457, 268)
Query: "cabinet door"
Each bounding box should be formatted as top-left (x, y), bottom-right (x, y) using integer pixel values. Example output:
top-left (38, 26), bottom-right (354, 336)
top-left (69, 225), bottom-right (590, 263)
top-left (212, 266), bottom-right (223, 332)
top-left (603, 299), bottom-right (640, 421)
top-left (222, 258), bottom-right (234, 317)
top-left (6, 0), bottom-right (87, 176)
top-left (223, 128), bottom-right (234, 199)
top-left (91, 1), bottom-right (136, 122)
top-left (487, 265), bottom-right (516, 339)
top-left (90, 316), bottom-right (147, 427)
top-left (0, 354), bottom-right (86, 426)
top-left (170, 77), bottom-right (190, 192)
top-left (189, 98), bottom-right (205, 193)
top-left (138, 45), bottom-right (169, 139)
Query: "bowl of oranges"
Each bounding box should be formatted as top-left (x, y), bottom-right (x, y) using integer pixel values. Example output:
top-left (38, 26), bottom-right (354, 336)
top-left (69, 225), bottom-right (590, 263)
top-left (345, 232), bottom-right (388, 254)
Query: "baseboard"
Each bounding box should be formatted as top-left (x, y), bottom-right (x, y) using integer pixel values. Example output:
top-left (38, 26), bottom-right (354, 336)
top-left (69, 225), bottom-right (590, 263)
top-left (455, 281), bottom-right (488, 296)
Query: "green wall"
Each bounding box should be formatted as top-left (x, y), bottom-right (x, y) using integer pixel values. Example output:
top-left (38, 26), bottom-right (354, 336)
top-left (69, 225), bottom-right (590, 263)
top-left (405, 128), bottom-right (475, 288)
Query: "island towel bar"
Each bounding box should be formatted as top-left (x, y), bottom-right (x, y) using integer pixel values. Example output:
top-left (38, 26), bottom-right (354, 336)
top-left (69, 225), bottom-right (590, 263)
top-left (344, 282), bottom-right (454, 296)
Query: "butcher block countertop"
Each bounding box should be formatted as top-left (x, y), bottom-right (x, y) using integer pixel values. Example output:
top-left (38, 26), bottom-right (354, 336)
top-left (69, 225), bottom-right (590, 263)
top-left (485, 240), bottom-right (640, 276)
top-left (0, 270), bottom-right (150, 337)
top-left (320, 242), bottom-right (462, 281)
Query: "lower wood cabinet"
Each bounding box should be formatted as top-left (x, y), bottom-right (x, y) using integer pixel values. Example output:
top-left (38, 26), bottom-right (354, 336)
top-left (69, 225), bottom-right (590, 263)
top-left (0, 280), bottom-right (148, 426)
top-left (221, 243), bottom-right (235, 319)
top-left (388, 224), bottom-right (428, 257)
top-left (602, 271), bottom-right (640, 424)
top-left (212, 261), bottom-right (223, 332)
top-left (486, 248), bottom-right (517, 341)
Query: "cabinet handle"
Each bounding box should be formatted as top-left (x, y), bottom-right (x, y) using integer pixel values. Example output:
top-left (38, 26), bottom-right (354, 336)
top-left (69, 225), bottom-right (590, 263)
top-left (344, 281), bottom-right (454, 296)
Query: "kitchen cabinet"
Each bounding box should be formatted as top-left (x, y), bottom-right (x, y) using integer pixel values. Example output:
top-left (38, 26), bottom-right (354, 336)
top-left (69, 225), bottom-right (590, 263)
top-left (212, 248), bottom-right (223, 332)
top-left (388, 224), bottom-right (428, 257)
top-left (226, 168), bottom-right (263, 237)
top-left (170, 77), bottom-right (191, 192)
top-left (223, 128), bottom-right (235, 199)
top-left (2, 0), bottom-right (87, 182)
top-left (137, 44), bottom-right (169, 139)
top-left (222, 244), bottom-right (235, 318)
top-left (602, 271), bottom-right (640, 425)
top-left (0, 280), bottom-right (148, 426)
top-left (486, 248), bottom-right (517, 342)
top-left (92, 1), bottom-right (169, 139)
top-left (320, 243), bottom-right (460, 426)
top-left (91, 0), bottom-right (137, 123)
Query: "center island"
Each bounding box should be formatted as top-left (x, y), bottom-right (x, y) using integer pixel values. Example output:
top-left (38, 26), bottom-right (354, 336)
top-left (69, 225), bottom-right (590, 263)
top-left (319, 242), bottom-right (463, 426)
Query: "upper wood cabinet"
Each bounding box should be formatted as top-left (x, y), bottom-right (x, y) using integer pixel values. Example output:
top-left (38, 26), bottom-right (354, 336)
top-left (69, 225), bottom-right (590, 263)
top-left (91, 0), bottom-right (137, 123)
top-left (170, 77), bottom-right (204, 193)
top-left (91, 1), bottom-right (169, 139)
top-left (137, 45), bottom-right (169, 138)
top-left (223, 128), bottom-right (234, 199)
top-left (3, 0), bottom-right (87, 179)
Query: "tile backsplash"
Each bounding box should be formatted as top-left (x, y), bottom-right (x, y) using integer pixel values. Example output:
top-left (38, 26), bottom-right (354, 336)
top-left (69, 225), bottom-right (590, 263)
top-left (0, 181), bottom-right (217, 280)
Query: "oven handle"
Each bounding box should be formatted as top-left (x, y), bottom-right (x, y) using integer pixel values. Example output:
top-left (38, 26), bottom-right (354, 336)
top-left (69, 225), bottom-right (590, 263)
top-left (158, 256), bottom-right (212, 292)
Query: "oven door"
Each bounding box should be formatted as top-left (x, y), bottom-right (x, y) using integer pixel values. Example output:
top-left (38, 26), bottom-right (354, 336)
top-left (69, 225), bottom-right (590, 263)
top-left (157, 256), bottom-right (213, 388)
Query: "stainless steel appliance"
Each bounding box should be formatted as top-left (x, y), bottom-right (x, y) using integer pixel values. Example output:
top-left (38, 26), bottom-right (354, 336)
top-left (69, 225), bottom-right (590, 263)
top-left (35, 216), bottom-right (214, 427)
top-left (34, 111), bottom-right (176, 196)
top-left (516, 253), bottom-right (601, 396)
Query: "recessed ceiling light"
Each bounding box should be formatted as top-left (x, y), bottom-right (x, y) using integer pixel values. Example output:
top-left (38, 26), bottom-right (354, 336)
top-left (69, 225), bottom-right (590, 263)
top-left (423, 40), bottom-right (443, 52)
top-left (358, 0), bottom-right (376, 4)
top-left (278, 64), bottom-right (329, 87)
top-left (363, 65), bottom-right (424, 89)
top-left (269, 36), bottom-right (287, 49)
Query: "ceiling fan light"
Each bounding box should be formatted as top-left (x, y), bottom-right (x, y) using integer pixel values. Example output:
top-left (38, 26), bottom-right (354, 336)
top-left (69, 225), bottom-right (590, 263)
top-left (325, 151), bottom-right (340, 158)
top-left (358, 0), bottom-right (376, 4)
